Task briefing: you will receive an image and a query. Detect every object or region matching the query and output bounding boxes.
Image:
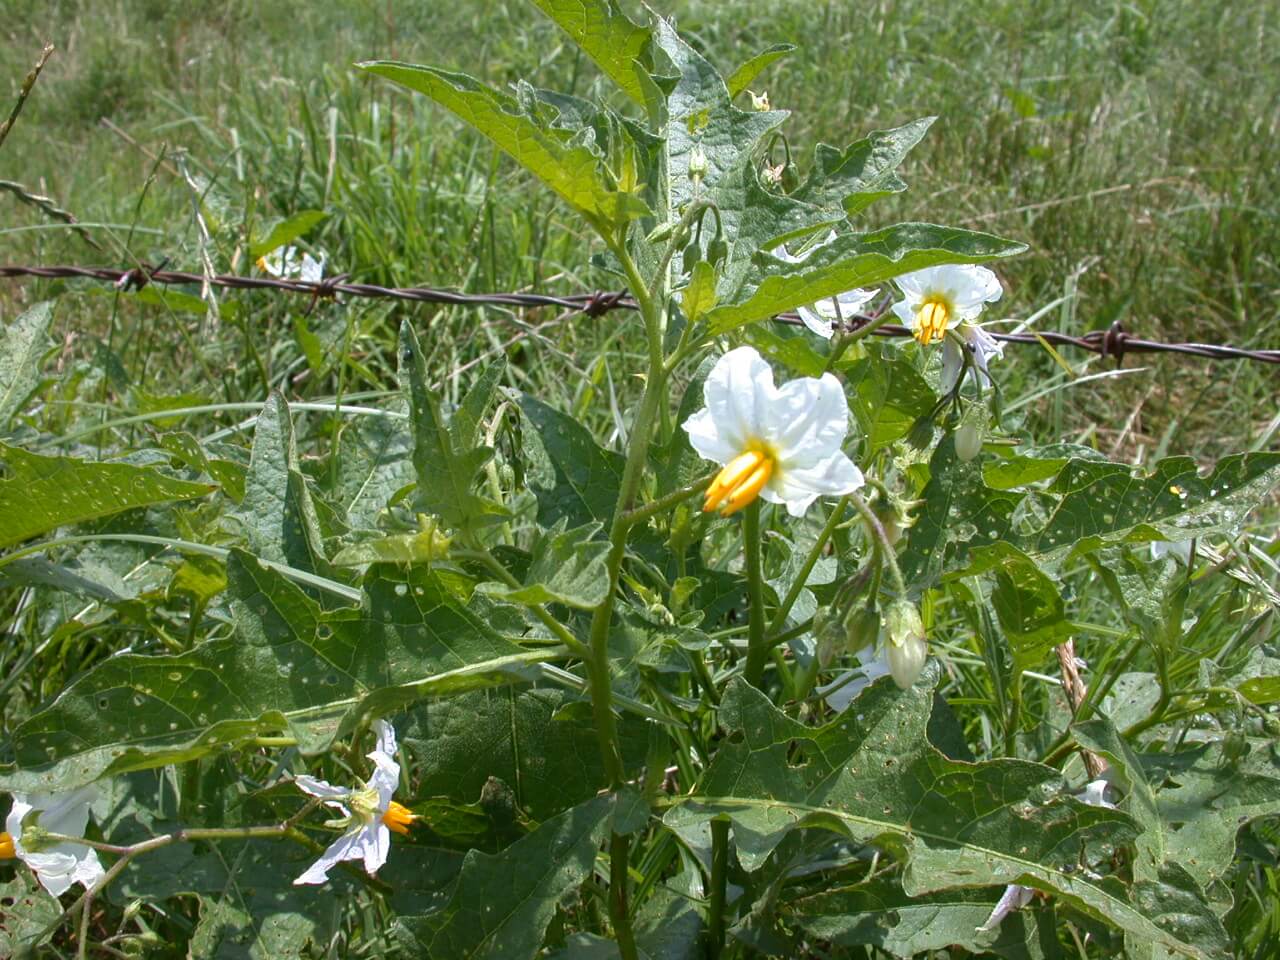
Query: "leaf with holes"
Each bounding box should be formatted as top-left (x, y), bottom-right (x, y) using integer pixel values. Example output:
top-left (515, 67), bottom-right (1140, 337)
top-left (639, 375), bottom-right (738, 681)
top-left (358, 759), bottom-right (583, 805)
top-left (0, 550), bottom-right (556, 793)
top-left (664, 673), bottom-right (1225, 959)
top-left (0, 443), bottom-right (214, 549)
top-left (392, 790), bottom-right (646, 959)
top-left (360, 62), bottom-right (648, 229)
top-left (0, 300), bottom-right (53, 427)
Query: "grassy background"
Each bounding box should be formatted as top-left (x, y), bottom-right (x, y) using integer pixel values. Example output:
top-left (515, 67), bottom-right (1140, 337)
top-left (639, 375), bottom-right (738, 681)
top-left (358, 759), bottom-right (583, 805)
top-left (1, 0), bottom-right (1277, 459)
top-left (1, 3), bottom-right (1279, 952)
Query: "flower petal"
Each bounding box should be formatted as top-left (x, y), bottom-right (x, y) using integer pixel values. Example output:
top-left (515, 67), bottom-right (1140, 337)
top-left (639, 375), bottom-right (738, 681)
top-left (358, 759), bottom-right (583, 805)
top-left (941, 337), bottom-right (964, 394)
top-left (23, 850), bottom-right (82, 897)
top-left (294, 776), bottom-right (350, 800)
top-left (358, 823), bottom-right (391, 876)
top-left (682, 407), bottom-right (739, 466)
top-left (769, 452), bottom-right (864, 517)
top-left (766, 373), bottom-right (850, 467)
top-left (294, 827), bottom-right (365, 885)
top-left (698, 346), bottom-right (777, 453)
top-left (890, 299), bottom-right (916, 328)
top-left (977, 884), bottom-right (1035, 932)
top-left (948, 265), bottom-right (1003, 316)
top-left (796, 305), bottom-right (833, 339)
top-left (893, 266), bottom-right (941, 302)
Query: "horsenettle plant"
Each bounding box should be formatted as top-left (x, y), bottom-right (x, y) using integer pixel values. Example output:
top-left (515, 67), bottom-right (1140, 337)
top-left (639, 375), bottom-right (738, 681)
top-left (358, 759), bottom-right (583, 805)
top-left (0, 2), bottom-right (1277, 957)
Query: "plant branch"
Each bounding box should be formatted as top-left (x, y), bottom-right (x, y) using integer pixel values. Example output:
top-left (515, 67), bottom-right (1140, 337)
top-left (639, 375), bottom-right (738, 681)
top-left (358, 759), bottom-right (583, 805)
top-left (742, 500), bottom-right (770, 688)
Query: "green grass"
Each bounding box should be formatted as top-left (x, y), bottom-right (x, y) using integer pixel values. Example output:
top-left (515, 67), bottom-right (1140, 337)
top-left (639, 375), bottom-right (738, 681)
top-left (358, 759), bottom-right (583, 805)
top-left (1, 3), bottom-right (1278, 954)
top-left (1, 0), bottom-right (1276, 456)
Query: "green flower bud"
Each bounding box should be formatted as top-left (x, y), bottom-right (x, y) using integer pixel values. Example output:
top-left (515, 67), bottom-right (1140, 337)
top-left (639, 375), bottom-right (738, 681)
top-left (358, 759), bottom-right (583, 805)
top-left (688, 146), bottom-right (708, 183)
top-left (813, 606), bottom-right (843, 669)
top-left (844, 606), bottom-right (880, 656)
top-left (906, 414), bottom-right (935, 451)
top-left (884, 599), bottom-right (928, 689)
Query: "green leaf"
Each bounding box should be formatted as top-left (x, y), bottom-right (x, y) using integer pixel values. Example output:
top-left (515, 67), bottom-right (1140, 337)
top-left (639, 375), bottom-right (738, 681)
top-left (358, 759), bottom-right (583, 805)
top-left (480, 520), bottom-right (610, 609)
top-left (404, 688), bottom-right (650, 821)
top-left (514, 391), bottom-right (624, 528)
top-left (449, 360), bottom-right (506, 453)
top-left (527, 0), bottom-right (653, 107)
top-left (0, 443), bottom-right (214, 549)
top-left (0, 872), bottom-right (60, 955)
top-left (790, 118), bottom-right (935, 220)
top-left (958, 543), bottom-right (1075, 663)
top-left (331, 518), bottom-right (452, 566)
top-left (0, 300), bottom-right (52, 426)
top-left (360, 61), bottom-right (648, 228)
top-left (983, 443), bottom-right (1111, 490)
top-left (706, 223), bottom-right (1026, 334)
top-left (0, 552), bottom-right (550, 792)
top-left (228, 392), bottom-right (328, 573)
top-left (334, 414), bottom-right (414, 531)
top-left (393, 790), bottom-right (644, 959)
top-left (845, 347), bottom-right (937, 448)
top-left (679, 260), bottom-right (718, 322)
top-left (903, 443), bottom-right (1280, 582)
top-left (725, 43), bottom-right (795, 99)
top-left (664, 674), bottom-right (1223, 958)
top-left (786, 881), bottom-right (1049, 959)
top-left (248, 209), bottom-right (327, 259)
top-left (401, 321), bottom-right (499, 532)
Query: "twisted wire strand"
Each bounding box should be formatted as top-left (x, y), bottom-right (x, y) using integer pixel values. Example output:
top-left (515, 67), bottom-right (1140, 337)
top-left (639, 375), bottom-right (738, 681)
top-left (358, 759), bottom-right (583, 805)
top-left (2, 263), bottom-right (1277, 365)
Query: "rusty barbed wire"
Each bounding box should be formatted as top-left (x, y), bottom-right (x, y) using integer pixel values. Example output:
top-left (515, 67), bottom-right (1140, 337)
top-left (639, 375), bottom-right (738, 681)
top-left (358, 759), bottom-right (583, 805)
top-left (2, 262), bottom-right (1278, 365)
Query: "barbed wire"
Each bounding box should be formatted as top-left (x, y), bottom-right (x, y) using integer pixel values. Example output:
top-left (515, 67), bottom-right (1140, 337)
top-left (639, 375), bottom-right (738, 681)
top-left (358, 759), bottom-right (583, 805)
top-left (2, 262), bottom-right (1277, 366)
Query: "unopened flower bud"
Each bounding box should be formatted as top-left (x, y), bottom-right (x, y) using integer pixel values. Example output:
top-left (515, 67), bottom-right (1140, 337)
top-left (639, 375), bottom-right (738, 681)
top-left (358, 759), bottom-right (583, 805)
top-left (813, 606), bottom-right (842, 669)
top-left (885, 599), bottom-right (927, 689)
top-left (954, 406), bottom-right (986, 462)
top-left (749, 90), bottom-right (771, 111)
top-left (844, 606), bottom-right (880, 657)
top-left (906, 415), bottom-right (935, 451)
top-left (688, 146), bottom-right (708, 183)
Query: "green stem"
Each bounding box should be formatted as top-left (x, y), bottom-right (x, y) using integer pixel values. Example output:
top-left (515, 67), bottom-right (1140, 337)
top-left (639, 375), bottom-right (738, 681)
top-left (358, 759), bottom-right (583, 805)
top-left (610, 833), bottom-right (639, 960)
top-left (622, 473), bottom-right (714, 529)
top-left (742, 500), bottom-right (770, 689)
top-left (458, 547), bottom-right (588, 658)
top-left (766, 496), bottom-right (848, 638)
top-left (849, 491), bottom-right (906, 595)
top-left (708, 818), bottom-right (730, 959)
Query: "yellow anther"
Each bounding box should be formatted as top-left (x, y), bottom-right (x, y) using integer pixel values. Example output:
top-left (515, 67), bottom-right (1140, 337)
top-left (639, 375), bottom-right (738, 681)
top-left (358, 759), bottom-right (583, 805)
top-left (381, 801), bottom-right (417, 836)
top-left (704, 449), bottom-right (774, 516)
top-left (0, 832), bottom-right (14, 859)
top-left (255, 255), bottom-right (269, 272)
top-left (914, 297), bottom-right (951, 345)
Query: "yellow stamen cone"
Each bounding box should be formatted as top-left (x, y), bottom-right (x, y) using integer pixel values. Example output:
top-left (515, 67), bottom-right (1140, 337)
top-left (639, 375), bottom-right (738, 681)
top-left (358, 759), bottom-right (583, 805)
top-left (704, 450), bottom-right (768, 513)
top-left (382, 801), bottom-right (417, 836)
top-left (720, 460), bottom-right (773, 516)
top-left (0, 832), bottom-right (14, 859)
top-left (914, 299), bottom-right (951, 345)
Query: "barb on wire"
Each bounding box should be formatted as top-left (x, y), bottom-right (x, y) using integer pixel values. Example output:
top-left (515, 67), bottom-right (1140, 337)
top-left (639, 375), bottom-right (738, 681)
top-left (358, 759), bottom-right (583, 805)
top-left (1, 263), bottom-right (1278, 366)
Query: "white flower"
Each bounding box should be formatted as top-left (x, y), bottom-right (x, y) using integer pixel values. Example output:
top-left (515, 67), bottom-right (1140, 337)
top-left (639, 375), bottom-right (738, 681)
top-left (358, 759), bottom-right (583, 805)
top-left (819, 645), bottom-right (891, 712)
top-left (257, 245), bottom-right (326, 284)
top-left (3, 786), bottom-right (105, 896)
top-left (892, 265), bottom-right (1004, 391)
top-left (977, 779), bottom-right (1115, 933)
top-left (1150, 539), bottom-right (1193, 564)
top-left (775, 235), bottom-right (877, 339)
top-left (683, 346), bottom-right (864, 518)
top-left (293, 720), bottom-right (415, 885)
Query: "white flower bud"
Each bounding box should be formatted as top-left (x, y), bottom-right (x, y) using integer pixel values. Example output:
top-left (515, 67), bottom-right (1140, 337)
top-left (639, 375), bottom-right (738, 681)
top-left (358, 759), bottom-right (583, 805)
top-left (954, 406), bottom-right (986, 462)
top-left (688, 146), bottom-right (708, 183)
top-left (884, 599), bottom-right (928, 689)
top-left (749, 90), bottom-right (771, 111)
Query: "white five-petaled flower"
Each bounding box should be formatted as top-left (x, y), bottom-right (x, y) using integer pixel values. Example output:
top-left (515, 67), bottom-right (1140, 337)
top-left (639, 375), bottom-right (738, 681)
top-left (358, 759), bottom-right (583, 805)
top-left (257, 245), bottom-right (325, 284)
top-left (293, 720), bottom-right (415, 886)
top-left (683, 346), bottom-right (864, 518)
top-left (775, 234), bottom-right (878, 340)
top-left (2, 786), bottom-right (105, 896)
top-left (977, 779), bottom-right (1116, 933)
top-left (892, 265), bottom-right (1004, 393)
